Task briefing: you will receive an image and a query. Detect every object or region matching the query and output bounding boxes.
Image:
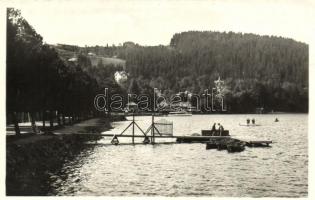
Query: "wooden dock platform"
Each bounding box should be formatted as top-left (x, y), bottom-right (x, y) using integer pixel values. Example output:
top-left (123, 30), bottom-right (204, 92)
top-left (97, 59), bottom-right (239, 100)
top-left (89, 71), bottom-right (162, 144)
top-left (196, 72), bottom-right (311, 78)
top-left (77, 133), bottom-right (272, 146)
top-left (68, 115), bottom-right (272, 147)
top-left (98, 133), bottom-right (231, 143)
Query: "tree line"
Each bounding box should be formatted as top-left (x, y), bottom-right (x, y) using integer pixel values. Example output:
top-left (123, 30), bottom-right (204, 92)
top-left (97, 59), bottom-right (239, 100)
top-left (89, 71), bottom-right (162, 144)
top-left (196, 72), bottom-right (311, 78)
top-left (75, 31), bottom-right (308, 113)
top-left (6, 8), bottom-right (122, 135)
top-left (117, 31), bottom-right (308, 113)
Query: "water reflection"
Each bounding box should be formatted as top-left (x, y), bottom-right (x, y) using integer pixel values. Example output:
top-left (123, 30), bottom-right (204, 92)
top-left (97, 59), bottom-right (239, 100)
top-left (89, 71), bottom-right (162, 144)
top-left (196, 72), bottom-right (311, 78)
top-left (51, 114), bottom-right (308, 197)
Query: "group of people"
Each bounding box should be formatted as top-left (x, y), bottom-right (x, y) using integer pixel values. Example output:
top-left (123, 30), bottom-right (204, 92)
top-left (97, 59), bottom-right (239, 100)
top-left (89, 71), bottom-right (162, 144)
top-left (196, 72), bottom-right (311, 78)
top-left (246, 118), bottom-right (255, 125)
top-left (211, 123), bottom-right (224, 131)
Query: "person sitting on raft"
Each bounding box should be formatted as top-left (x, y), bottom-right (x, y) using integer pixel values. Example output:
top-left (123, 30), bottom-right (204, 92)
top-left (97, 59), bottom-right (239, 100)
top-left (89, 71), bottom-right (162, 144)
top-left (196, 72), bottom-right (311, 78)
top-left (252, 118), bottom-right (255, 124)
top-left (247, 119), bottom-right (250, 125)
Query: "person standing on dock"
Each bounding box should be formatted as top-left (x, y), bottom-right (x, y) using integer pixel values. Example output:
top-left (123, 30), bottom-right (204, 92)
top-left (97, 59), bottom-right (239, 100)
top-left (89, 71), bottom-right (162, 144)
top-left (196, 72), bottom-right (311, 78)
top-left (219, 124), bottom-right (224, 136)
top-left (211, 123), bottom-right (216, 131)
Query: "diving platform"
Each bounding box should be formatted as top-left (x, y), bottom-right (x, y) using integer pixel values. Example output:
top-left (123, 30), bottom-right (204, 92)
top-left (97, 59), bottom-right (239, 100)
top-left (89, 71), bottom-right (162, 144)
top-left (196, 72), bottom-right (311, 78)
top-left (78, 114), bottom-right (272, 149)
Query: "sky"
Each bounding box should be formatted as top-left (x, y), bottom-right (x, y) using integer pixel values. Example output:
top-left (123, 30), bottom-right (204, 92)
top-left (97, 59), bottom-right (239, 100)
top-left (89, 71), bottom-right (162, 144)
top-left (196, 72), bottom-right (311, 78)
top-left (3, 0), bottom-right (315, 46)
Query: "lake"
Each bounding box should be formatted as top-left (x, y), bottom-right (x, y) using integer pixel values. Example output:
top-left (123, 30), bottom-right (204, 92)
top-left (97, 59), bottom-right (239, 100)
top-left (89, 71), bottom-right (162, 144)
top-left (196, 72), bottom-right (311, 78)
top-left (49, 114), bottom-right (308, 197)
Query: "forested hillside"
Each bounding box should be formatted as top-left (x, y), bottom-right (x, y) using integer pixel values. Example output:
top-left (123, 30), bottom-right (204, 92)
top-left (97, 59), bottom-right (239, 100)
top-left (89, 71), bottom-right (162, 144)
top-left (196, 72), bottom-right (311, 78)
top-left (119, 31), bottom-right (308, 112)
top-left (76, 31), bottom-right (308, 112)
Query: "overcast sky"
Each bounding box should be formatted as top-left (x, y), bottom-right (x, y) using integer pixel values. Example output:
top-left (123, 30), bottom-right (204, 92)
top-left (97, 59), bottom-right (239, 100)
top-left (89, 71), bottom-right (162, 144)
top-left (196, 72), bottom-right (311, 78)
top-left (7, 0), bottom-right (315, 46)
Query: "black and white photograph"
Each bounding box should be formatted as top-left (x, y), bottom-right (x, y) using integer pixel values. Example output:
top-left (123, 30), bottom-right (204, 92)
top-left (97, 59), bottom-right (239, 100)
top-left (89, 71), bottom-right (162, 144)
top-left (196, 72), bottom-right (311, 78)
top-left (2, 0), bottom-right (314, 198)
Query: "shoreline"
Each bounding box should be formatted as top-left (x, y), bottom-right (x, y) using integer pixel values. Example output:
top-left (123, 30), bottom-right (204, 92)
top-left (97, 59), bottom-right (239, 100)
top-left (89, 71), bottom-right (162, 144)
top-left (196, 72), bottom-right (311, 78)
top-left (6, 117), bottom-right (122, 196)
top-left (124, 112), bottom-right (308, 117)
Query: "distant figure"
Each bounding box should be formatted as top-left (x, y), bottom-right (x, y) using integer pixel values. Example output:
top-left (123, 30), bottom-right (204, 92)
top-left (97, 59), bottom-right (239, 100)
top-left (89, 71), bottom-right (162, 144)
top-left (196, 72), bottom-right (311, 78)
top-left (275, 118), bottom-right (279, 122)
top-left (211, 123), bottom-right (216, 131)
top-left (252, 118), bottom-right (255, 124)
top-left (246, 119), bottom-right (250, 125)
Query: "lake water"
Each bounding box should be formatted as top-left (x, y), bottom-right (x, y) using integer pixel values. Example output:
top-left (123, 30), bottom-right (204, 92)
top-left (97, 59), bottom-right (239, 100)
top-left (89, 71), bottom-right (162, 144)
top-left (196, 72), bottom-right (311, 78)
top-left (50, 114), bottom-right (308, 197)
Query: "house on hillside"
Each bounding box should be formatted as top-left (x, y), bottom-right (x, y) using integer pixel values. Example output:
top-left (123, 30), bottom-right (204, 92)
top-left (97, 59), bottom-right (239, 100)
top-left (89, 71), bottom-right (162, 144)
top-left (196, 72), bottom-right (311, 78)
top-left (88, 52), bottom-right (96, 56)
top-left (256, 107), bottom-right (265, 114)
top-left (114, 71), bottom-right (128, 84)
top-left (126, 102), bottom-right (138, 112)
top-left (68, 57), bottom-right (77, 62)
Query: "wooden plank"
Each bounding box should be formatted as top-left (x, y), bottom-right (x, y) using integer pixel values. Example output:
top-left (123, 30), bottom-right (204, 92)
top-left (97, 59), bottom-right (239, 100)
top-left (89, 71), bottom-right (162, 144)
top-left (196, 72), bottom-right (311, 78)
top-left (77, 133), bottom-right (231, 139)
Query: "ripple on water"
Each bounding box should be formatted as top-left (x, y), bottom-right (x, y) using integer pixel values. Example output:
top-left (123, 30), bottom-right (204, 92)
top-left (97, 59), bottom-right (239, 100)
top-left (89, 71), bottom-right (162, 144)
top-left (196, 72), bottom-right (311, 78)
top-left (51, 114), bottom-right (308, 197)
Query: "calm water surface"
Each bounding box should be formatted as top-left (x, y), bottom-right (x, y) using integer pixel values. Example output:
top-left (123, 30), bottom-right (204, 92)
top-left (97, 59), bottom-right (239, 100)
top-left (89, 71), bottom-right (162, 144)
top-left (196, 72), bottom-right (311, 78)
top-left (50, 114), bottom-right (308, 197)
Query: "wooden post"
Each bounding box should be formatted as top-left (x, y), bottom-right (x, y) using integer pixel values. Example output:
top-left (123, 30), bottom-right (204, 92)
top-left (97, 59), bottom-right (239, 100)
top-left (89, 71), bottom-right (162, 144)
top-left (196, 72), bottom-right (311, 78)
top-left (151, 114), bottom-right (155, 144)
top-left (57, 111), bottom-right (61, 126)
top-left (62, 113), bottom-right (66, 125)
top-left (49, 110), bottom-right (54, 128)
top-left (42, 111), bottom-right (46, 130)
top-left (12, 112), bottom-right (21, 136)
top-left (30, 112), bottom-right (38, 133)
top-left (132, 112), bottom-right (135, 144)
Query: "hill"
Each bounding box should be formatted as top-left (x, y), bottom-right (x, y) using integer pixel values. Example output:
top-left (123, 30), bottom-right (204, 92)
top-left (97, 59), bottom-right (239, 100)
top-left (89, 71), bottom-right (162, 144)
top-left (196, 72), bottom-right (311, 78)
top-left (121, 31), bottom-right (308, 112)
top-left (51, 31), bottom-right (308, 113)
top-left (52, 44), bottom-right (125, 68)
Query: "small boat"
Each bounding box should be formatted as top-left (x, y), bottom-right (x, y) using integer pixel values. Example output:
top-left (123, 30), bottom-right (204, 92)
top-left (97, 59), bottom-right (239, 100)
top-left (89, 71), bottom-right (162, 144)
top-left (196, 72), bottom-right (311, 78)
top-left (245, 140), bottom-right (272, 147)
top-left (216, 140), bottom-right (228, 150)
top-left (206, 141), bottom-right (217, 149)
top-left (217, 143), bottom-right (227, 150)
top-left (227, 142), bottom-right (245, 153)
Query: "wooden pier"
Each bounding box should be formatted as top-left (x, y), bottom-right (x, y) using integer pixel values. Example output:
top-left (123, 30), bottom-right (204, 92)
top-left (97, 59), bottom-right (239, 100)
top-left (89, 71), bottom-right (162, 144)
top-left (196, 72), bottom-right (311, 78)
top-left (81, 114), bottom-right (272, 148)
top-left (86, 133), bottom-right (272, 148)
top-left (98, 133), bottom-right (231, 143)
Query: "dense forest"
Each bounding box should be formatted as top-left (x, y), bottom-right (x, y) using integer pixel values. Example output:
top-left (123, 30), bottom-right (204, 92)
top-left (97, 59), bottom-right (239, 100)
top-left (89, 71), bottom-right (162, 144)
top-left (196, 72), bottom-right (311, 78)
top-left (82, 31), bottom-right (308, 113)
top-left (6, 9), bottom-right (308, 135)
top-left (6, 9), bottom-right (122, 135)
